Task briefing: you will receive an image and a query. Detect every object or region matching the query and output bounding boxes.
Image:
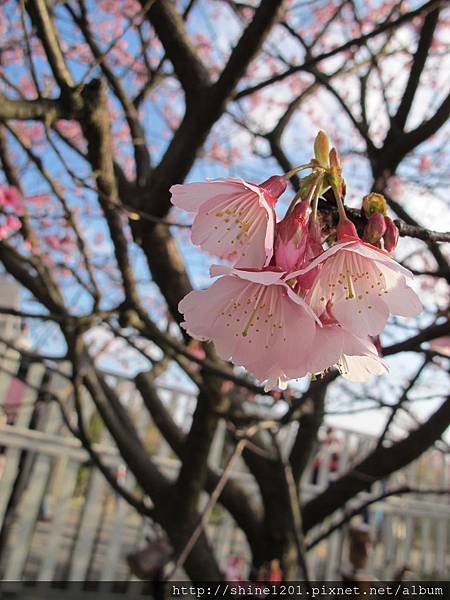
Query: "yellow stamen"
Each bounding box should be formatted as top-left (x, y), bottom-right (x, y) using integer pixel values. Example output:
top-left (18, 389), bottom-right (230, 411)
top-left (345, 270), bottom-right (356, 300)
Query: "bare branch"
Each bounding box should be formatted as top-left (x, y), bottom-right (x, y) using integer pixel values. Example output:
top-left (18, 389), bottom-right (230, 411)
top-left (393, 7), bottom-right (441, 131)
top-left (235, 0), bottom-right (445, 100)
top-left (302, 394), bottom-right (450, 532)
top-left (0, 94), bottom-right (69, 122)
top-left (143, 0), bottom-right (210, 97)
top-left (307, 485), bottom-right (450, 549)
top-left (67, 0), bottom-right (151, 185)
top-left (213, 0), bottom-right (285, 100)
top-left (25, 0), bottom-right (75, 94)
top-left (383, 320), bottom-right (450, 356)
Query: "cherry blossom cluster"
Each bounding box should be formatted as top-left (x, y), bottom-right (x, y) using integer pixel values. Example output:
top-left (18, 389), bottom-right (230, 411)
top-left (0, 186), bottom-right (23, 241)
top-left (171, 132), bottom-right (422, 391)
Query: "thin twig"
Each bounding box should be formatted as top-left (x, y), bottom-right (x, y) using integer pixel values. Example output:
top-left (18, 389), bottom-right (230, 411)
top-left (272, 431), bottom-right (310, 584)
top-left (307, 486), bottom-right (450, 549)
top-left (164, 420), bottom-right (277, 580)
top-left (164, 438), bottom-right (247, 580)
top-left (76, 0), bottom-right (157, 87)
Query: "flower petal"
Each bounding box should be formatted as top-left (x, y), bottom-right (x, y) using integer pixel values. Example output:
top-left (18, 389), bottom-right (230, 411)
top-left (331, 291), bottom-right (389, 337)
top-left (179, 274), bottom-right (317, 387)
top-left (305, 240), bottom-right (420, 337)
top-left (170, 180), bottom-right (243, 212)
top-left (383, 282), bottom-right (423, 318)
top-left (339, 353), bottom-right (388, 382)
top-left (349, 242), bottom-right (414, 279)
top-left (305, 325), bottom-right (344, 375)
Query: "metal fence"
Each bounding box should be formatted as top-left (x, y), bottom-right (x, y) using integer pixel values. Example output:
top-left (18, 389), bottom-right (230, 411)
top-left (0, 342), bottom-right (448, 585)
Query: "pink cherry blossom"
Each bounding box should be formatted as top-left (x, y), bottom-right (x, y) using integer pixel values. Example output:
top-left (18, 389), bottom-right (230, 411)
top-left (301, 221), bottom-right (422, 337)
top-left (170, 176), bottom-right (287, 268)
top-left (301, 312), bottom-right (388, 382)
top-left (0, 186), bottom-right (24, 215)
top-left (0, 215), bottom-right (21, 240)
top-left (178, 265), bottom-right (319, 390)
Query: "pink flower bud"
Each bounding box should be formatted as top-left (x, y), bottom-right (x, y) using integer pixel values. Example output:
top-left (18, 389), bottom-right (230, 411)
top-left (274, 201), bottom-right (309, 272)
top-left (337, 217), bottom-right (358, 240)
top-left (383, 216), bottom-right (399, 252)
top-left (295, 220), bottom-right (324, 290)
top-left (329, 147), bottom-right (341, 170)
top-left (363, 213), bottom-right (386, 244)
top-left (259, 175), bottom-right (287, 203)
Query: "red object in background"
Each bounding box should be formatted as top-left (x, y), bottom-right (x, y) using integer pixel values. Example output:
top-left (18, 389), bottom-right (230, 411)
top-left (225, 556), bottom-right (244, 582)
top-left (3, 377), bottom-right (26, 423)
top-left (313, 426), bottom-right (342, 475)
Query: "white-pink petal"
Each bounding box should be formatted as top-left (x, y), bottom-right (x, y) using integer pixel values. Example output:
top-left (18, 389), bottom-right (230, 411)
top-left (348, 242), bottom-right (414, 279)
top-left (178, 274), bottom-right (317, 388)
top-left (338, 353), bottom-right (388, 382)
top-left (304, 325), bottom-right (344, 375)
top-left (305, 240), bottom-right (422, 337)
top-left (383, 282), bottom-right (423, 318)
top-left (170, 178), bottom-right (276, 268)
top-left (170, 181), bottom-right (238, 212)
top-left (302, 324), bottom-right (387, 381)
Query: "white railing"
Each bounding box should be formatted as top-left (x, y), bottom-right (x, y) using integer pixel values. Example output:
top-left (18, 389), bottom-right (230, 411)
top-left (0, 343), bottom-right (448, 584)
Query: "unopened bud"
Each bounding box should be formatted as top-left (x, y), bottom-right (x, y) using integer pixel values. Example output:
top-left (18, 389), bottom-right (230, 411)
top-left (383, 216), bottom-right (399, 252)
top-left (274, 201), bottom-right (309, 272)
top-left (260, 175), bottom-right (287, 202)
top-left (363, 213), bottom-right (386, 245)
top-left (277, 201), bottom-right (309, 241)
top-left (314, 131), bottom-right (330, 167)
top-left (327, 148), bottom-right (344, 194)
top-left (362, 193), bottom-right (387, 218)
top-left (329, 147), bottom-right (341, 170)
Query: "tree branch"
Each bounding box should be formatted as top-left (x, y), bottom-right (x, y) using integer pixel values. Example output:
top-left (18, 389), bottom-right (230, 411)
top-left (383, 320), bottom-right (450, 356)
top-left (82, 368), bottom-right (169, 500)
top-left (302, 394), bottom-right (450, 532)
top-left (25, 0), bottom-right (75, 95)
top-left (307, 485), bottom-right (450, 549)
top-left (213, 0), bottom-right (284, 101)
top-left (135, 370), bottom-right (263, 546)
top-left (393, 7), bottom-right (441, 131)
top-left (143, 0), bottom-right (210, 98)
top-left (68, 0), bottom-right (151, 186)
top-left (235, 0), bottom-right (445, 100)
top-left (289, 381), bottom-right (326, 484)
top-left (0, 94), bottom-right (69, 122)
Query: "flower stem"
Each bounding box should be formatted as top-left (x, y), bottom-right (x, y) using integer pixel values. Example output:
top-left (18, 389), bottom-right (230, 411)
top-left (286, 171), bottom-right (322, 217)
top-left (310, 174), bottom-right (324, 223)
top-left (284, 163), bottom-right (313, 179)
top-left (332, 184), bottom-right (347, 221)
